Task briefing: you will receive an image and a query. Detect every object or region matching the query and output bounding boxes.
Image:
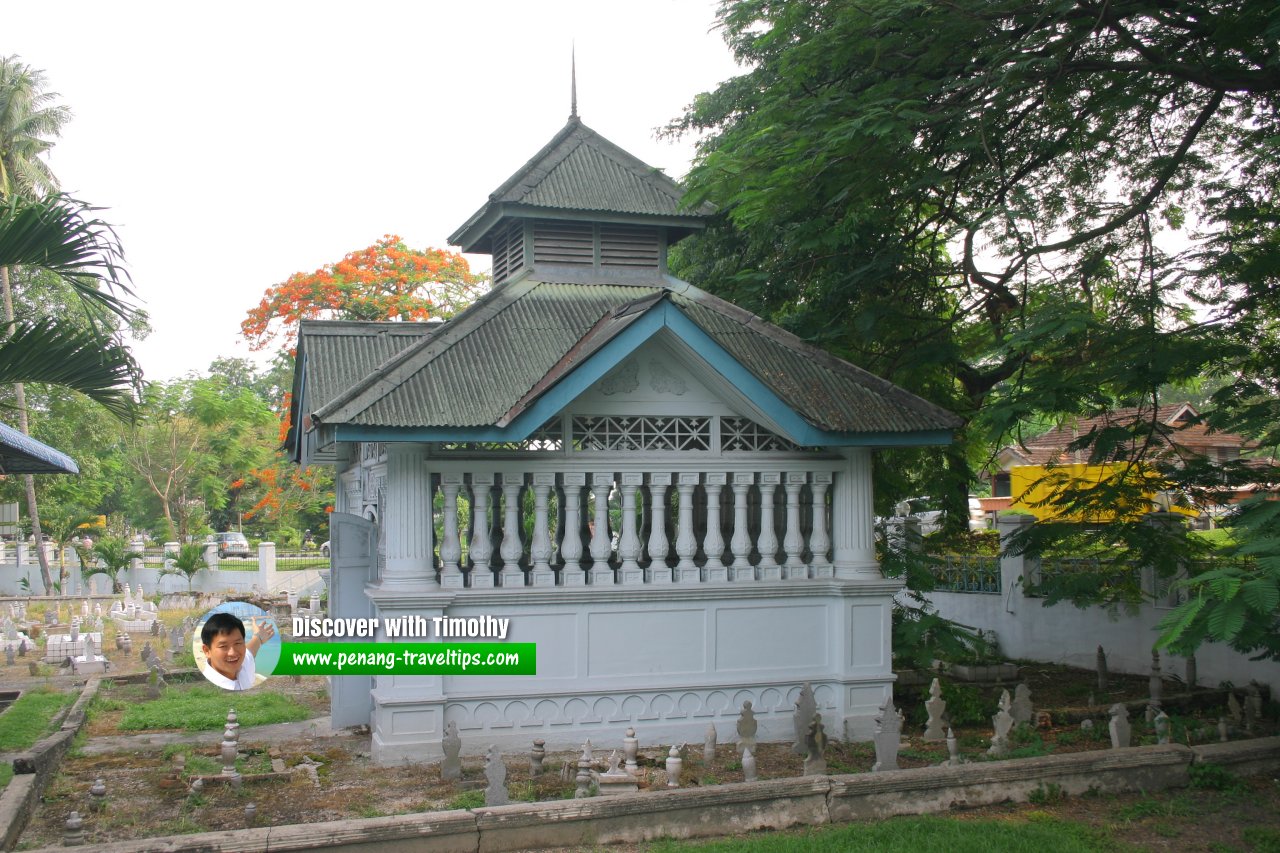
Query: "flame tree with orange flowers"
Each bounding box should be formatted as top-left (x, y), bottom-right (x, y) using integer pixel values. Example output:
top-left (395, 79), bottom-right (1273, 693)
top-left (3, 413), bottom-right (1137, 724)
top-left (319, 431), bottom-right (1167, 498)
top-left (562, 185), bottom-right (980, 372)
top-left (242, 235), bottom-right (484, 353)
top-left (239, 236), bottom-right (487, 537)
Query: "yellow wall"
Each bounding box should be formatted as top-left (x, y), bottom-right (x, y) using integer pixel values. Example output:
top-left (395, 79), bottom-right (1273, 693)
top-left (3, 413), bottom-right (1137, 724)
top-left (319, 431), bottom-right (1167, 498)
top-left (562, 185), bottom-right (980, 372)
top-left (1009, 463), bottom-right (1197, 522)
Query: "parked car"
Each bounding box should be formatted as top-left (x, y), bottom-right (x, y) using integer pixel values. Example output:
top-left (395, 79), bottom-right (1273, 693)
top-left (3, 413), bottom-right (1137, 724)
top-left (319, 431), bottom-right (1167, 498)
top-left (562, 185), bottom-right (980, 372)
top-left (212, 531), bottom-right (251, 559)
top-left (320, 540), bottom-right (330, 557)
top-left (883, 495), bottom-right (989, 537)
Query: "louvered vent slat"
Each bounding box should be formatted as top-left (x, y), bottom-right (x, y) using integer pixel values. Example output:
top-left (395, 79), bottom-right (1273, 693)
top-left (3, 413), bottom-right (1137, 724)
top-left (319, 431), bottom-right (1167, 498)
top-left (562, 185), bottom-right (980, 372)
top-left (601, 225), bottom-right (660, 268)
top-left (491, 221), bottom-right (525, 284)
top-left (533, 221), bottom-right (594, 267)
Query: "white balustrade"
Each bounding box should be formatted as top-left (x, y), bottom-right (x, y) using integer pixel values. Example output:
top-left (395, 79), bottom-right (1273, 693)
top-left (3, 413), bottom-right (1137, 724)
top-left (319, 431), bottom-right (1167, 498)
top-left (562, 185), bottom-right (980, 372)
top-left (560, 473), bottom-right (586, 585)
top-left (440, 474), bottom-right (464, 588)
top-left (589, 473), bottom-right (614, 585)
top-left (756, 473), bottom-right (781, 580)
top-left (703, 473), bottom-right (727, 582)
top-left (783, 472), bottom-right (807, 580)
top-left (499, 472), bottom-right (525, 587)
top-left (530, 473), bottom-right (555, 587)
top-left (646, 473), bottom-right (672, 584)
top-left (372, 463), bottom-right (841, 589)
top-left (618, 474), bottom-right (644, 585)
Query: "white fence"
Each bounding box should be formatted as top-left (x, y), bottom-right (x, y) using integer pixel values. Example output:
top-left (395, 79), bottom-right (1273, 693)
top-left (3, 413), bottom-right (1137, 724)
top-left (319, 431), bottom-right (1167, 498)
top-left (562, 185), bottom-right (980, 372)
top-left (922, 515), bottom-right (1280, 695)
top-left (0, 541), bottom-right (326, 600)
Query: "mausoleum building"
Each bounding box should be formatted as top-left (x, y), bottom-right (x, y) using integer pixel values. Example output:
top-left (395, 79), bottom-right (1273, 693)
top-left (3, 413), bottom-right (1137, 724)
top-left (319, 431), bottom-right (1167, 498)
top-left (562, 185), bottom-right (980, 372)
top-left (288, 113), bottom-right (961, 762)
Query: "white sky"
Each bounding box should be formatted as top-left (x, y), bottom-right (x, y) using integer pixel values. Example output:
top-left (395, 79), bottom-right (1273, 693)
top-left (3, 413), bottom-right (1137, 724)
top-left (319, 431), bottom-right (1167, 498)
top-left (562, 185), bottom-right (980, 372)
top-left (8, 1), bottom-right (742, 382)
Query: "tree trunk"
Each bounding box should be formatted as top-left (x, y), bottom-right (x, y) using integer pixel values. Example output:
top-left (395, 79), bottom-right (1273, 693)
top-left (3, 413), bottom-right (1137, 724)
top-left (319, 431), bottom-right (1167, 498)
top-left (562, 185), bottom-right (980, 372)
top-left (2, 265), bottom-right (54, 593)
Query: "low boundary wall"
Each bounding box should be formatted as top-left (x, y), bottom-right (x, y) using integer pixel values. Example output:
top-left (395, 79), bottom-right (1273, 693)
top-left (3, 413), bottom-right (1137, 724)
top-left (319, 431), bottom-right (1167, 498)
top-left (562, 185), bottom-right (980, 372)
top-left (17, 736), bottom-right (1280, 853)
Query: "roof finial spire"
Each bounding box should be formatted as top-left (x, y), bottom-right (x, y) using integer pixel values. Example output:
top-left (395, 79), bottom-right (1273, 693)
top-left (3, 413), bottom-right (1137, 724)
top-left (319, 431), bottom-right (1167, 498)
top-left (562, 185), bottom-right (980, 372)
top-left (570, 43), bottom-right (578, 119)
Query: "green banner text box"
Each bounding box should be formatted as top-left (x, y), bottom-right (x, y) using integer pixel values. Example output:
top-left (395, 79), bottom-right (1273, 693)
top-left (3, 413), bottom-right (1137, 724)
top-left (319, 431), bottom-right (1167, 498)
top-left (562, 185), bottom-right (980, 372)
top-left (273, 642), bottom-right (536, 676)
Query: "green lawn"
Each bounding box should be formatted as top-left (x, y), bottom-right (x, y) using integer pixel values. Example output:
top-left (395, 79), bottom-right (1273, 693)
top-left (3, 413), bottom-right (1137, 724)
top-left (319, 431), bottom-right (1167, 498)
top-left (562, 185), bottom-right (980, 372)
top-left (0, 688), bottom-right (76, 752)
top-left (113, 684), bottom-right (313, 731)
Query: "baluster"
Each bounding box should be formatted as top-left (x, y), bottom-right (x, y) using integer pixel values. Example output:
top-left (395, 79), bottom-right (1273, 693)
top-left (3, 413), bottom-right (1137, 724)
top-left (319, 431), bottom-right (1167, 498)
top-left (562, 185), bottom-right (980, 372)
top-left (558, 473), bottom-right (586, 585)
top-left (618, 473), bottom-right (644, 584)
top-left (499, 472), bottom-right (525, 587)
top-left (783, 472), bottom-right (807, 580)
top-left (675, 473), bottom-right (701, 583)
top-left (703, 473), bottom-right (727, 582)
top-left (469, 474), bottom-right (495, 588)
top-left (530, 473), bottom-right (556, 586)
top-left (730, 473), bottom-right (755, 581)
top-left (810, 472), bottom-right (833, 578)
top-left (440, 474), bottom-right (464, 588)
top-left (756, 473), bottom-right (781, 580)
top-left (589, 473), bottom-right (614, 585)
top-left (646, 473), bottom-right (672, 584)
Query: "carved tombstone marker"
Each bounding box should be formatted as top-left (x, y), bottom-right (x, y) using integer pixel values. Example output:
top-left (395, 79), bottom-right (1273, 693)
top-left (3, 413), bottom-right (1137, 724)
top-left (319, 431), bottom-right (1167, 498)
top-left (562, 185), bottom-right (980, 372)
top-left (736, 701), bottom-right (757, 755)
top-left (1010, 683), bottom-right (1033, 727)
top-left (441, 721), bottom-right (462, 781)
top-left (792, 682), bottom-right (817, 756)
top-left (923, 678), bottom-right (948, 742)
top-left (988, 690), bottom-right (1014, 757)
top-left (1109, 703), bottom-right (1132, 749)
top-left (872, 696), bottom-right (902, 772)
top-left (484, 745), bottom-right (508, 806)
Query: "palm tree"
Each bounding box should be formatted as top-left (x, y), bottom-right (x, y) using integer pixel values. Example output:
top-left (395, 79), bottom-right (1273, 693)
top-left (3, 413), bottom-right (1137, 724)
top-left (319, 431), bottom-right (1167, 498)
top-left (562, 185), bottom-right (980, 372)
top-left (159, 542), bottom-right (207, 593)
top-left (0, 57), bottom-right (138, 594)
top-left (41, 508), bottom-right (99, 593)
top-left (80, 536), bottom-right (141, 595)
top-left (0, 56), bottom-right (69, 199)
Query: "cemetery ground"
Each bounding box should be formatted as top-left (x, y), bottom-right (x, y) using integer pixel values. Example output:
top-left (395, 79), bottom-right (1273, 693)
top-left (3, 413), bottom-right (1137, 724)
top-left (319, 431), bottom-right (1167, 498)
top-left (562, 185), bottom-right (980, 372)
top-left (5, 646), bottom-right (1279, 852)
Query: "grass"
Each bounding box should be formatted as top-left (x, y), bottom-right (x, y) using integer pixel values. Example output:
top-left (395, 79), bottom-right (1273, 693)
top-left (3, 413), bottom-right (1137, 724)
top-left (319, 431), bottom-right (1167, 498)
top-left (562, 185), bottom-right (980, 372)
top-left (0, 763), bottom-right (12, 789)
top-left (117, 684), bottom-right (313, 731)
top-left (0, 688), bottom-right (75, 751)
top-left (642, 813), bottom-right (1129, 852)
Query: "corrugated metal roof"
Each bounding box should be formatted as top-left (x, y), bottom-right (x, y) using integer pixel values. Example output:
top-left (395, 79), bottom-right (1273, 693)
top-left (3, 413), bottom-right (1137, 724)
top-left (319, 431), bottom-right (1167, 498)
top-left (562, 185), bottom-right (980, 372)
top-left (353, 284), bottom-right (648, 427)
top-left (518, 139), bottom-right (684, 216)
top-left (301, 277), bottom-right (961, 436)
top-left (298, 321), bottom-right (437, 415)
top-left (449, 118), bottom-right (712, 252)
top-left (0, 421), bottom-right (78, 474)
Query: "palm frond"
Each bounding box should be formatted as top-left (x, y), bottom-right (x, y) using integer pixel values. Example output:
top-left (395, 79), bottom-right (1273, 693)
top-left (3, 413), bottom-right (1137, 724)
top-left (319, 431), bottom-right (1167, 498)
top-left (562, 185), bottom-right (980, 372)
top-left (0, 193), bottom-right (133, 319)
top-left (0, 317), bottom-right (138, 419)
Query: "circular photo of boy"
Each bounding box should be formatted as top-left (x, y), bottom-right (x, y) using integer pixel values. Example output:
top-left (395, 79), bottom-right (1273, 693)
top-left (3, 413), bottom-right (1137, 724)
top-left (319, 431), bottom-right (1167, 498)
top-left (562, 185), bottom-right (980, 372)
top-left (192, 602), bottom-right (280, 691)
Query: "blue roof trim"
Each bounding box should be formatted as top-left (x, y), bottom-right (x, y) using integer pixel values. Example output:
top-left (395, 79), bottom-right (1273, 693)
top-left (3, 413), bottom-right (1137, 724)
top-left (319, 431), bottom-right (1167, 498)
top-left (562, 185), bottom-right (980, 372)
top-left (0, 421), bottom-right (79, 474)
top-left (333, 302), bottom-right (954, 449)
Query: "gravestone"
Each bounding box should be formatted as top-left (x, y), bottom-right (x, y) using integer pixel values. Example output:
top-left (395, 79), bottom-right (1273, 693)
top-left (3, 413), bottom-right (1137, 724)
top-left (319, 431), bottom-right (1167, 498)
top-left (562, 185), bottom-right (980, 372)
top-left (1218, 717), bottom-right (1229, 743)
top-left (150, 619), bottom-right (161, 636)
top-left (1244, 683), bottom-right (1262, 734)
top-left (530, 739), bottom-right (545, 777)
top-left (574, 741), bottom-right (593, 798)
top-left (4, 646), bottom-right (12, 666)
top-left (63, 811), bottom-right (85, 847)
top-left (665, 745), bottom-right (683, 788)
top-left (245, 802), bottom-right (257, 826)
top-left (484, 745), bottom-right (508, 806)
top-left (946, 728), bottom-right (963, 767)
top-left (872, 697), bottom-right (902, 772)
top-left (792, 682), bottom-right (817, 756)
top-left (623, 727), bottom-right (639, 775)
top-left (1149, 649), bottom-right (1163, 707)
top-left (704, 723), bottom-right (717, 764)
top-left (923, 678), bottom-right (948, 742)
top-left (742, 746), bottom-right (757, 782)
top-left (1109, 703), bottom-right (1131, 749)
top-left (736, 701), bottom-right (757, 755)
top-left (1185, 654), bottom-right (1197, 688)
top-left (89, 778), bottom-right (107, 813)
top-left (596, 750), bottom-right (638, 796)
top-left (803, 714), bottom-right (828, 776)
top-left (1154, 710), bottom-right (1170, 744)
top-left (1081, 718), bottom-right (1095, 734)
top-left (1096, 645), bottom-right (1109, 690)
top-left (988, 690), bottom-right (1014, 757)
top-left (441, 721), bottom-right (462, 781)
top-left (1228, 692), bottom-right (1243, 725)
top-left (1010, 683), bottom-right (1033, 727)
